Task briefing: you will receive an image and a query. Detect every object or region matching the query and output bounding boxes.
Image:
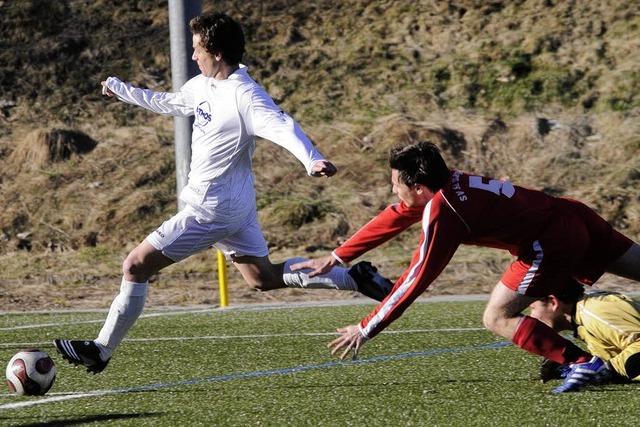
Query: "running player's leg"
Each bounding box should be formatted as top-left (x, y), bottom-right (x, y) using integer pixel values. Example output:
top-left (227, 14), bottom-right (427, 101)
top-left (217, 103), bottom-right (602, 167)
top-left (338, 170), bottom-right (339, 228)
top-left (218, 215), bottom-right (358, 292)
top-left (229, 254), bottom-right (359, 292)
top-left (93, 240), bottom-right (174, 360)
top-left (232, 253), bottom-right (395, 300)
top-left (54, 240), bottom-right (174, 372)
top-left (230, 254), bottom-right (280, 290)
top-left (55, 207), bottom-right (221, 372)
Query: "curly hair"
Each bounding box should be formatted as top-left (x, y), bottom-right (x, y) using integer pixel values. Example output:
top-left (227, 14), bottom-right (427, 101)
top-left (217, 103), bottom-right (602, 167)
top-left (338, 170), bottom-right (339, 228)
top-left (189, 12), bottom-right (245, 65)
top-left (388, 141), bottom-right (450, 191)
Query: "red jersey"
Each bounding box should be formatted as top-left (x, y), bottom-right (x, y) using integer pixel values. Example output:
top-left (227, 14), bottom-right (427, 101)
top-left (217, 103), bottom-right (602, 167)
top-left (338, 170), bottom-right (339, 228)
top-left (333, 170), bottom-right (565, 339)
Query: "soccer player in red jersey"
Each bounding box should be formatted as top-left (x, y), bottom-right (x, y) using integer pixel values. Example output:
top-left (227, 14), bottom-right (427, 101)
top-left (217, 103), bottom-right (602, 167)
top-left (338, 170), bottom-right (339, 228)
top-left (293, 140), bottom-right (640, 392)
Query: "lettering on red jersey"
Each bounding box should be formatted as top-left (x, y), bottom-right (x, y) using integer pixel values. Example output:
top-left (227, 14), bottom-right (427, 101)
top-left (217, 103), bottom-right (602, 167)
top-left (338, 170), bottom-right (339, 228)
top-left (451, 170), bottom-right (467, 201)
top-left (339, 170), bottom-right (561, 339)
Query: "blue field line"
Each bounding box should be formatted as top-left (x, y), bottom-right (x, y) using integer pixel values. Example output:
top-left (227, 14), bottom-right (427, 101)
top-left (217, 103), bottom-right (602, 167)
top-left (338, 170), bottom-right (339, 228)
top-left (0, 340), bottom-right (510, 410)
top-left (161, 340), bottom-right (512, 389)
top-left (127, 341), bottom-right (511, 391)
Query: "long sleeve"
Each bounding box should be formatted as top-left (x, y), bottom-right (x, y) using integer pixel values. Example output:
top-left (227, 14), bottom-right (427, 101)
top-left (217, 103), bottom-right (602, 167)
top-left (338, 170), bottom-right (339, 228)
top-left (358, 195), bottom-right (468, 339)
top-left (332, 202), bottom-right (424, 264)
top-left (105, 76), bottom-right (194, 117)
top-left (244, 87), bottom-right (324, 175)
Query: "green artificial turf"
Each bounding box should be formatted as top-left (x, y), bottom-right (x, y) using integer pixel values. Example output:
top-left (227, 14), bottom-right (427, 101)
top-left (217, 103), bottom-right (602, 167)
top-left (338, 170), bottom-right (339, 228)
top-left (1, 301), bottom-right (639, 426)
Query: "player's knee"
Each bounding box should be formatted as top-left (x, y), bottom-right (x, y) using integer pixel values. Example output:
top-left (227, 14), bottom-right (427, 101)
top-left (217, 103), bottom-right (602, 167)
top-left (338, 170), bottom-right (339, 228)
top-left (122, 254), bottom-right (150, 282)
top-left (122, 257), bottom-right (139, 279)
top-left (482, 308), bottom-right (501, 333)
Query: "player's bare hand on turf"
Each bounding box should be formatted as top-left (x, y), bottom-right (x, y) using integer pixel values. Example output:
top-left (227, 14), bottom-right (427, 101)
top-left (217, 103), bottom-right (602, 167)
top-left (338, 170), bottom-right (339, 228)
top-left (328, 324), bottom-right (365, 360)
top-left (290, 255), bottom-right (337, 277)
top-left (100, 81), bottom-right (115, 97)
top-left (310, 160), bottom-right (337, 177)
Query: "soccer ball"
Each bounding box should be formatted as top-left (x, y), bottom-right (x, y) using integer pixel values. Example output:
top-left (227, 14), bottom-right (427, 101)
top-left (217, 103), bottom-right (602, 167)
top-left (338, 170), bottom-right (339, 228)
top-left (6, 349), bottom-right (56, 396)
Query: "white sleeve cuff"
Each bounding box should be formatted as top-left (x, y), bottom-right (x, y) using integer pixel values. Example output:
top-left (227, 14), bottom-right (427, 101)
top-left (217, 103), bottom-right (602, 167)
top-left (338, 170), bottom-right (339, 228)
top-left (331, 251), bottom-right (346, 266)
top-left (307, 158), bottom-right (325, 176)
top-left (358, 323), bottom-right (369, 340)
top-left (105, 76), bottom-right (121, 88)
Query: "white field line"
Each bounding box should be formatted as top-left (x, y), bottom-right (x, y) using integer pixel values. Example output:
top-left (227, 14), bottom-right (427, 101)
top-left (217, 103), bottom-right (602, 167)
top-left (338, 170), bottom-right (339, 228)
top-left (0, 295), bottom-right (490, 316)
top-left (0, 327), bottom-right (486, 349)
top-left (0, 302), bottom-right (366, 331)
top-left (0, 308), bottom-right (218, 332)
top-left (0, 299), bottom-right (374, 317)
top-left (0, 390), bottom-right (103, 397)
top-left (0, 341), bottom-right (508, 410)
top-left (0, 296), bottom-right (489, 332)
top-left (0, 390), bottom-right (112, 409)
top-left (0, 324), bottom-right (472, 402)
top-left (0, 298), bottom-right (490, 410)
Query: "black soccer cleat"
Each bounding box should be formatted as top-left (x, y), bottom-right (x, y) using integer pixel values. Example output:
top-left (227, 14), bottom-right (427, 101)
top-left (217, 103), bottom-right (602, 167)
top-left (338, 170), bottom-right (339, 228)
top-left (348, 261), bottom-right (394, 302)
top-left (53, 339), bottom-right (110, 374)
top-left (539, 358), bottom-right (570, 383)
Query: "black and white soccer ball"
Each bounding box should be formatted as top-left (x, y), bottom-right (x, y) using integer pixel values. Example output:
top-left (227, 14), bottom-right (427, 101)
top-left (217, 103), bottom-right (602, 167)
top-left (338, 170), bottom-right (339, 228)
top-left (6, 349), bottom-right (56, 395)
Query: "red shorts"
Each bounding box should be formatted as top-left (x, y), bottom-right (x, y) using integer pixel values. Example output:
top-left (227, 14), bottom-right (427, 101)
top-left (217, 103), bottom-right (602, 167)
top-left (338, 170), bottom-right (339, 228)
top-left (501, 199), bottom-right (633, 297)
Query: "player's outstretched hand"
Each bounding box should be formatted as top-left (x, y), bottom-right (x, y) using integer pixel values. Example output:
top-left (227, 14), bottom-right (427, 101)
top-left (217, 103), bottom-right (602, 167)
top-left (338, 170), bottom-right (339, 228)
top-left (290, 255), bottom-right (338, 277)
top-left (310, 160), bottom-right (337, 177)
top-left (328, 324), bottom-right (366, 360)
top-left (100, 81), bottom-right (115, 97)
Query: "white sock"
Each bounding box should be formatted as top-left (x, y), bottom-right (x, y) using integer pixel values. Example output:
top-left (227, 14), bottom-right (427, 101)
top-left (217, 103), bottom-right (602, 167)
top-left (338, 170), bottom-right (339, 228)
top-left (94, 278), bottom-right (148, 360)
top-left (282, 257), bottom-right (357, 291)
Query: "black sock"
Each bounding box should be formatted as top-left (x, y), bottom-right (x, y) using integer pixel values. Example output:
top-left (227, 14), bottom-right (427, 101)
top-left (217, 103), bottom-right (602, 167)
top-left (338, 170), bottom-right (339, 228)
top-left (624, 353), bottom-right (640, 379)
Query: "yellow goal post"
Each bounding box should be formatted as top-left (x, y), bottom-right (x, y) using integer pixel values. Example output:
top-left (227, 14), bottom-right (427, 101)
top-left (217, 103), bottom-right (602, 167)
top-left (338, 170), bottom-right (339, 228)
top-left (216, 249), bottom-right (229, 307)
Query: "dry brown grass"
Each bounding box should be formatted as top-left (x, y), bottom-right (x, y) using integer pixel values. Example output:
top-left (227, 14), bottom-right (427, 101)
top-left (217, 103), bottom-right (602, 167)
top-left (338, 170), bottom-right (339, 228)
top-left (0, 0), bottom-right (639, 309)
top-left (7, 128), bottom-right (97, 172)
top-left (0, 118), bottom-right (176, 254)
top-left (299, 108), bottom-right (639, 294)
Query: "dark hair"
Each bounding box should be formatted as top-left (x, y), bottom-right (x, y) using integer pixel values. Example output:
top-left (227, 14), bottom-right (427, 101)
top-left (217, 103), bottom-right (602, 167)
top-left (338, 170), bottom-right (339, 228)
top-left (388, 141), bottom-right (450, 190)
top-left (189, 12), bottom-right (245, 65)
top-left (552, 279), bottom-right (585, 304)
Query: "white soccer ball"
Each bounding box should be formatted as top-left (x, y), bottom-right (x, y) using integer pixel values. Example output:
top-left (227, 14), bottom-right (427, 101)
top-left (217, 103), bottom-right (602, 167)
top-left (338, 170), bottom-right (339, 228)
top-left (6, 349), bottom-right (56, 396)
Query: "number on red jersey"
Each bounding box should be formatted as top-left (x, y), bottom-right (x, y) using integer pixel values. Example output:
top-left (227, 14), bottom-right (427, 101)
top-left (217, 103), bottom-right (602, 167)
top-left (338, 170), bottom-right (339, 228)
top-left (468, 176), bottom-right (515, 198)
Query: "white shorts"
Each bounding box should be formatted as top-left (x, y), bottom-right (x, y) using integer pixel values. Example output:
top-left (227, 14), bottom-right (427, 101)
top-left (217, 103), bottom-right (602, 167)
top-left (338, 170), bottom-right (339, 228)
top-left (145, 205), bottom-right (269, 262)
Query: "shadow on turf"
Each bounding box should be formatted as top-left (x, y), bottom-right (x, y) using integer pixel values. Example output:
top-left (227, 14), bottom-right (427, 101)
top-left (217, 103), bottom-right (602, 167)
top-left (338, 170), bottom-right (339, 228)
top-left (9, 412), bottom-right (162, 426)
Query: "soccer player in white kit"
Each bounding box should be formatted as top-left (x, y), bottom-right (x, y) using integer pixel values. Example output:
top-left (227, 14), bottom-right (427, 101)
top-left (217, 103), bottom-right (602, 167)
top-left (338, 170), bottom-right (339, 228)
top-left (54, 12), bottom-right (391, 373)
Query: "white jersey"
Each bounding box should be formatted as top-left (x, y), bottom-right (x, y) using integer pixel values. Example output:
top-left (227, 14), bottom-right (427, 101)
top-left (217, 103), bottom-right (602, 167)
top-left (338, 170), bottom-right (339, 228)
top-left (105, 65), bottom-right (325, 222)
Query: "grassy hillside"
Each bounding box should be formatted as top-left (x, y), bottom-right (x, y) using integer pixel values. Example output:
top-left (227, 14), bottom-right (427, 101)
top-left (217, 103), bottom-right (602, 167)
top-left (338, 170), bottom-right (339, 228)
top-left (1, 0), bottom-right (639, 305)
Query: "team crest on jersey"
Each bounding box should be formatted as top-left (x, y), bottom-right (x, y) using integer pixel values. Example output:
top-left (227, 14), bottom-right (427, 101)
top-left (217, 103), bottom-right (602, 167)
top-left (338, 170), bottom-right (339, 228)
top-left (194, 101), bottom-right (212, 132)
